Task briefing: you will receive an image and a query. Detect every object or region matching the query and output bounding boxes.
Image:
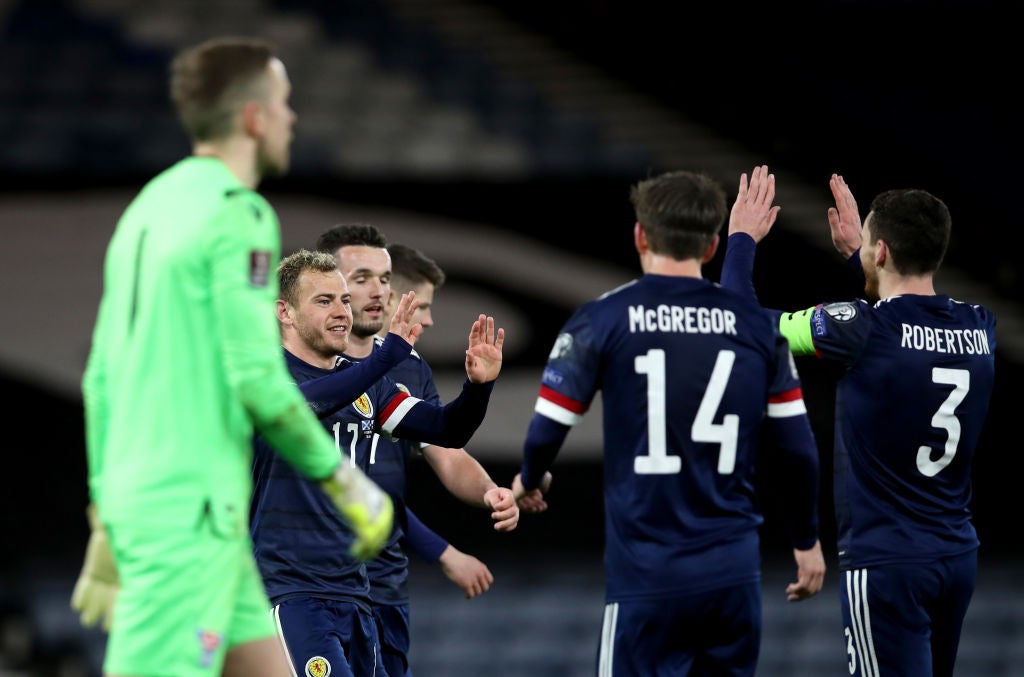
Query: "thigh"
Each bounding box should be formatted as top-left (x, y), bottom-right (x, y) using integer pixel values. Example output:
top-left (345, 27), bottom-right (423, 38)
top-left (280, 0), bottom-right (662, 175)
top-left (598, 583), bottom-right (761, 677)
top-left (841, 566), bottom-right (931, 677)
top-left (229, 548), bottom-right (281, 648)
top-left (275, 597), bottom-right (386, 677)
top-left (697, 582), bottom-right (761, 677)
top-left (106, 522), bottom-right (261, 677)
top-left (930, 550), bottom-right (977, 677)
top-left (223, 637), bottom-right (292, 677)
top-left (375, 603), bottom-right (412, 677)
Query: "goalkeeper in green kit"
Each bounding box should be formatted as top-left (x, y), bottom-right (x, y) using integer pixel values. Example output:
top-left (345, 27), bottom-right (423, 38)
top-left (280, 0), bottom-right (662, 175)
top-left (73, 37), bottom-right (397, 677)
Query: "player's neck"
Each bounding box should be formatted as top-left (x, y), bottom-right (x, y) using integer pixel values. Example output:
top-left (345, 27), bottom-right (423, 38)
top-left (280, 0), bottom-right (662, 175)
top-left (880, 273), bottom-right (936, 299)
top-left (642, 253), bottom-right (703, 278)
top-left (281, 337), bottom-right (335, 370)
top-left (344, 333), bottom-right (375, 359)
top-left (192, 137), bottom-right (259, 188)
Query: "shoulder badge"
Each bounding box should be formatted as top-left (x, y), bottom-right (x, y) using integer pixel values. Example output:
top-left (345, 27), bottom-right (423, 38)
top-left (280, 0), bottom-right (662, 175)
top-left (549, 333), bottom-right (573, 359)
top-left (249, 250), bottom-right (271, 287)
top-left (823, 302), bottom-right (857, 322)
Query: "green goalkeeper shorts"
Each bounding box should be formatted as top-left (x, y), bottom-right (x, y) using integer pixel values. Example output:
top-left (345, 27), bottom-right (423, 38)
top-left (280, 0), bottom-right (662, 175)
top-left (103, 501), bottom-right (275, 676)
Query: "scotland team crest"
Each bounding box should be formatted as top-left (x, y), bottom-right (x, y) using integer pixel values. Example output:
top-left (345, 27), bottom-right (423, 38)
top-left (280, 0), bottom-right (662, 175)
top-left (549, 332), bottom-right (573, 359)
top-left (353, 393), bottom-right (373, 417)
top-left (304, 655), bottom-right (331, 677)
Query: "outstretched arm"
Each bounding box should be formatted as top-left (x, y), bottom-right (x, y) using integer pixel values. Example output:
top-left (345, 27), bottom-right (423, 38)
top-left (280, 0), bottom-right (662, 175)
top-left (728, 164), bottom-right (780, 244)
top-left (404, 507), bottom-right (495, 599)
top-left (723, 170), bottom-right (866, 298)
top-left (512, 471), bottom-right (552, 513)
top-left (422, 445), bottom-right (519, 531)
top-left (438, 545), bottom-right (494, 599)
top-left (299, 291), bottom-right (420, 415)
top-left (514, 413), bottom-right (569, 513)
top-left (404, 506), bottom-right (449, 562)
top-left (388, 314), bottom-right (505, 449)
top-left (720, 165), bottom-right (780, 299)
top-left (300, 333), bottom-right (412, 414)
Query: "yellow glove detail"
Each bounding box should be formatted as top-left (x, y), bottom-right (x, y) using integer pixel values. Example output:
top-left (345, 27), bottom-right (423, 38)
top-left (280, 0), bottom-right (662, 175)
top-left (321, 463), bottom-right (394, 561)
top-left (70, 503), bottom-right (119, 632)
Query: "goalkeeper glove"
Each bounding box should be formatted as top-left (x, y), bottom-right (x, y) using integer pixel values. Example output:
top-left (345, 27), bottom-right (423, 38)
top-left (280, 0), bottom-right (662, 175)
top-left (320, 463), bottom-right (394, 561)
top-left (70, 503), bottom-right (119, 631)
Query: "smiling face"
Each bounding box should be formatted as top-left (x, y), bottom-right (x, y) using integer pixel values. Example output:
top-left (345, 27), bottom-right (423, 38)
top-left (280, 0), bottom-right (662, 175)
top-left (286, 269), bottom-right (353, 362)
top-left (334, 245), bottom-right (392, 339)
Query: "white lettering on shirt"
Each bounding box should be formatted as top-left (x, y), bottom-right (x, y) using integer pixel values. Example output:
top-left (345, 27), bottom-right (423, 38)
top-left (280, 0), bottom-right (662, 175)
top-left (628, 305), bottom-right (738, 335)
top-left (899, 323), bottom-right (990, 355)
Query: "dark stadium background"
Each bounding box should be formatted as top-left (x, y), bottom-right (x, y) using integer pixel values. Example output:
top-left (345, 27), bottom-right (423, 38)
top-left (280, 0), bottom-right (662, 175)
top-left (1, 1), bottom-right (1019, 675)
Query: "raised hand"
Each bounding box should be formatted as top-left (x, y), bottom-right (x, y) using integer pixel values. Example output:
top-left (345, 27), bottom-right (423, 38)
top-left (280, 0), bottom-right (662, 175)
top-left (827, 173), bottom-right (863, 258)
top-left (483, 486), bottom-right (519, 532)
top-left (728, 164), bottom-right (781, 243)
top-left (512, 471), bottom-right (552, 514)
top-left (438, 545), bottom-right (494, 599)
top-left (386, 291), bottom-right (422, 346)
top-left (465, 314), bottom-right (504, 383)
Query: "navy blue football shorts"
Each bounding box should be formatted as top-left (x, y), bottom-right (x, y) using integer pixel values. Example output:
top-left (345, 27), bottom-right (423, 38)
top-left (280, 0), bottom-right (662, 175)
top-left (374, 602), bottom-right (412, 677)
top-left (840, 549), bottom-right (977, 677)
top-left (272, 597), bottom-right (386, 677)
top-left (598, 580), bottom-right (762, 676)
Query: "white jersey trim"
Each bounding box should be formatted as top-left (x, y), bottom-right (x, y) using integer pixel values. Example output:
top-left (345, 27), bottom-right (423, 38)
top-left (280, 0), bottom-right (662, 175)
top-left (380, 396), bottom-right (421, 435)
top-left (535, 397), bottom-right (582, 426)
top-left (846, 569), bottom-right (880, 677)
top-left (767, 398), bottom-right (807, 418)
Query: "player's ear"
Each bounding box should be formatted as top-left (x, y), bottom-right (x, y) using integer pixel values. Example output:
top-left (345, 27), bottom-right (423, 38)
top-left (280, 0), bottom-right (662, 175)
top-left (634, 222), bottom-right (647, 254)
top-left (240, 99), bottom-right (264, 138)
top-left (702, 234), bottom-right (720, 263)
top-left (275, 298), bottom-right (291, 325)
top-left (875, 239), bottom-right (889, 268)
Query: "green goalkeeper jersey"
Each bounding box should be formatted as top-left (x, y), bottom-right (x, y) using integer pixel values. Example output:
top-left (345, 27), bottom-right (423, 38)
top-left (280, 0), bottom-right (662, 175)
top-left (82, 156), bottom-right (339, 530)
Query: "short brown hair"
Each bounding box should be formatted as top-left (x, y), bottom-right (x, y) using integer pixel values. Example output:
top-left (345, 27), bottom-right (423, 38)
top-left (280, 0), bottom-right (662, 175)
top-left (170, 36), bottom-right (276, 141)
top-left (388, 243), bottom-right (445, 294)
top-left (867, 189), bottom-right (950, 276)
top-left (277, 249), bottom-right (339, 306)
top-left (629, 170), bottom-right (727, 260)
top-left (315, 223), bottom-right (389, 255)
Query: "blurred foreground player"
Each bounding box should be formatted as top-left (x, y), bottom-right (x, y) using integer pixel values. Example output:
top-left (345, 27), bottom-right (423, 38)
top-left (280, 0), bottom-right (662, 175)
top-left (74, 37), bottom-right (392, 677)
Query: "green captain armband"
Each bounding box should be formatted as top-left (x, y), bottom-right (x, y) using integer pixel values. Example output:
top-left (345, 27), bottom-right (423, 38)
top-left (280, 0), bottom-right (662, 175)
top-left (778, 307), bottom-right (817, 356)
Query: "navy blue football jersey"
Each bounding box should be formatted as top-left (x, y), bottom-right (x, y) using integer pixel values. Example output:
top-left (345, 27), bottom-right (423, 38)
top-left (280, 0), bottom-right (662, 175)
top-left (250, 349), bottom-right (421, 606)
top-left (531, 275), bottom-right (813, 601)
top-left (789, 296), bottom-right (995, 569)
top-left (347, 336), bottom-right (442, 606)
